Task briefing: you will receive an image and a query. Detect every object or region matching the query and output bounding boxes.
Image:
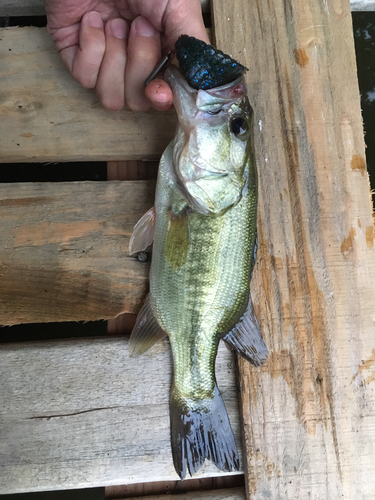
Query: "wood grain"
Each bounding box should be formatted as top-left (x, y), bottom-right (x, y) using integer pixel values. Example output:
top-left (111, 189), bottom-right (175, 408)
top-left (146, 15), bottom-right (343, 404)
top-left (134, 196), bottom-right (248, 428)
top-left (0, 27), bottom-right (177, 163)
top-left (213, 0), bottom-right (375, 498)
top-left (0, 181), bottom-right (156, 326)
top-left (0, 337), bottom-right (242, 494)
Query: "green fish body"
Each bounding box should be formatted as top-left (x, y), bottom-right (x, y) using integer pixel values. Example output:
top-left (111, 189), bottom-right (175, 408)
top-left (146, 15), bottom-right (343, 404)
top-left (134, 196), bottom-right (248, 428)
top-left (129, 45), bottom-right (267, 479)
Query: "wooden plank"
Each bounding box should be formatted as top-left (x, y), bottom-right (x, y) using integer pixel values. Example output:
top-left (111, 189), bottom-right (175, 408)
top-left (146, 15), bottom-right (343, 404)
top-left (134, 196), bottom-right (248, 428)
top-left (0, 181), bottom-right (155, 325)
top-left (0, 0), bottom-right (211, 17)
top-left (0, 337), bottom-right (242, 494)
top-left (0, 27), bottom-right (177, 163)
top-left (115, 487), bottom-right (246, 500)
top-left (213, 0), bottom-right (375, 499)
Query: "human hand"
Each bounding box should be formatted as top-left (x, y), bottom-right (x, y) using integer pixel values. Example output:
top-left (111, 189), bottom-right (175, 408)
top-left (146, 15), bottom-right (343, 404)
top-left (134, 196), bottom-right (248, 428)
top-left (45, 0), bottom-right (209, 111)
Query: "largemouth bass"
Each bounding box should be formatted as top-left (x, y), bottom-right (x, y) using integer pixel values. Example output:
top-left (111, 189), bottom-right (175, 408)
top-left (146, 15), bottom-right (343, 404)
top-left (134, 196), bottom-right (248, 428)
top-left (129, 36), bottom-right (268, 479)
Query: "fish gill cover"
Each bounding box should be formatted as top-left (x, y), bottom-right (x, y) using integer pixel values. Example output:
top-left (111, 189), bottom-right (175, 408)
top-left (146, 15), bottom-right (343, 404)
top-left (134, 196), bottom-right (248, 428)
top-left (175, 35), bottom-right (248, 90)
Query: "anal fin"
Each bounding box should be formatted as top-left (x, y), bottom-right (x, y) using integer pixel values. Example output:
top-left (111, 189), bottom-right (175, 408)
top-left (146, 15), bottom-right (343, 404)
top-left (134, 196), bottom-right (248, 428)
top-left (224, 297), bottom-right (268, 367)
top-left (129, 294), bottom-right (166, 357)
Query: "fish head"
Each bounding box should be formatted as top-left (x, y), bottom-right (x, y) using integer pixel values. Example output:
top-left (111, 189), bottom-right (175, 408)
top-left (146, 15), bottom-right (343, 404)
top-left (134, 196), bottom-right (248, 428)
top-left (166, 66), bottom-right (254, 216)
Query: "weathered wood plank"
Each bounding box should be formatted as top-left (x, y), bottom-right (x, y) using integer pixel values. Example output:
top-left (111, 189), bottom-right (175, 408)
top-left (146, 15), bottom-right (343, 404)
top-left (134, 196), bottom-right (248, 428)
top-left (0, 27), bottom-right (177, 162)
top-left (0, 0), bottom-right (211, 17)
top-left (0, 181), bottom-right (155, 326)
top-left (0, 338), bottom-right (242, 494)
top-left (115, 487), bottom-right (246, 500)
top-left (213, 0), bottom-right (375, 499)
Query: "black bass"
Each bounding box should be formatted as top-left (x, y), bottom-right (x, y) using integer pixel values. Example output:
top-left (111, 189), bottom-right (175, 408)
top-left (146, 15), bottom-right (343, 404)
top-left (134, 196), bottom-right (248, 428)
top-left (129, 36), bottom-right (268, 479)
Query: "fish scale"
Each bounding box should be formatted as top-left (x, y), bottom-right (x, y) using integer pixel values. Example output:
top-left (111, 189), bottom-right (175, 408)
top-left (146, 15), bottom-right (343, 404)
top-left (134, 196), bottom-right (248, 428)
top-left (150, 142), bottom-right (257, 400)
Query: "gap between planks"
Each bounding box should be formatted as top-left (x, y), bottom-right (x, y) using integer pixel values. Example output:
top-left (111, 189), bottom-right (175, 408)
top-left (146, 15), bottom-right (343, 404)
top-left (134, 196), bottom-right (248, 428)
top-left (106, 479), bottom-right (245, 499)
top-left (109, 487), bottom-right (246, 500)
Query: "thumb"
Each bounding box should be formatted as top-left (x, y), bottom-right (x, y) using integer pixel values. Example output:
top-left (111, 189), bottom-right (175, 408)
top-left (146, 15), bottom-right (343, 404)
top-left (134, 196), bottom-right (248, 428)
top-left (163, 0), bottom-right (209, 49)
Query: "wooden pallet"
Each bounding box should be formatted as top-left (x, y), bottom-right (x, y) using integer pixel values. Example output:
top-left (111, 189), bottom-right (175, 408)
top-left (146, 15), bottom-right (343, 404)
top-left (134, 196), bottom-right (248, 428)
top-left (1, 1), bottom-right (375, 499)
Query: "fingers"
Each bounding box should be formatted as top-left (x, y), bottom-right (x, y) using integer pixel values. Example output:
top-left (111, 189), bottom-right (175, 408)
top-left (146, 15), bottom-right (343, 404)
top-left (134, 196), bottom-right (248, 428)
top-left (125, 16), bottom-right (162, 112)
top-left (71, 11), bottom-right (106, 89)
top-left (96, 19), bottom-right (128, 111)
top-left (48, 1), bottom-right (210, 112)
top-left (164, 0), bottom-right (209, 48)
top-left (145, 78), bottom-right (173, 111)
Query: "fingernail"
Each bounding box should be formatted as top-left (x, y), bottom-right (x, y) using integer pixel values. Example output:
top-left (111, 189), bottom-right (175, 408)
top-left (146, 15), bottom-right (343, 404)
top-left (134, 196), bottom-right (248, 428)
top-left (134, 16), bottom-right (157, 37)
top-left (110, 18), bottom-right (128, 39)
top-left (88, 12), bottom-right (102, 28)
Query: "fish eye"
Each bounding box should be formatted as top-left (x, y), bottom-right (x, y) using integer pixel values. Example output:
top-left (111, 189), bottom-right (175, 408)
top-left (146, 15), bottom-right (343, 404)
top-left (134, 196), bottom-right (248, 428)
top-left (230, 116), bottom-right (250, 140)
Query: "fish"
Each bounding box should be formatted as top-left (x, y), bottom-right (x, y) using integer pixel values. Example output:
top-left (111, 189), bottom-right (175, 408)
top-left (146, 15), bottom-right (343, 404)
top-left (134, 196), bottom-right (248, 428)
top-left (129, 36), bottom-right (268, 479)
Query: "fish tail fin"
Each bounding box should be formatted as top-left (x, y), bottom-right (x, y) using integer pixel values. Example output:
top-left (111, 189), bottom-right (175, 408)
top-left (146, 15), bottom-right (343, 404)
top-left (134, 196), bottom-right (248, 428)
top-left (170, 383), bottom-right (239, 479)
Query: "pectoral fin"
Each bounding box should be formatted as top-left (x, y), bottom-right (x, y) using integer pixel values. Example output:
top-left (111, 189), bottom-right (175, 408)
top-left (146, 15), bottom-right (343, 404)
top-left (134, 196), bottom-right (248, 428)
top-left (129, 206), bottom-right (156, 256)
top-left (129, 294), bottom-right (166, 357)
top-left (224, 298), bottom-right (268, 367)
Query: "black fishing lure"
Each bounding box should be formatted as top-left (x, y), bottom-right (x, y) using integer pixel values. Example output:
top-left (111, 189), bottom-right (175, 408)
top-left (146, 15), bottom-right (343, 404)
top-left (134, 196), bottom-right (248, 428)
top-left (175, 35), bottom-right (248, 90)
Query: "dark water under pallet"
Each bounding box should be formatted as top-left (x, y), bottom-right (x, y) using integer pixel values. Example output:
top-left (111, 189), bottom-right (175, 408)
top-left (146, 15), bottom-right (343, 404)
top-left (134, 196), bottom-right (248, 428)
top-left (353, 12), bottom-right (375, 204)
